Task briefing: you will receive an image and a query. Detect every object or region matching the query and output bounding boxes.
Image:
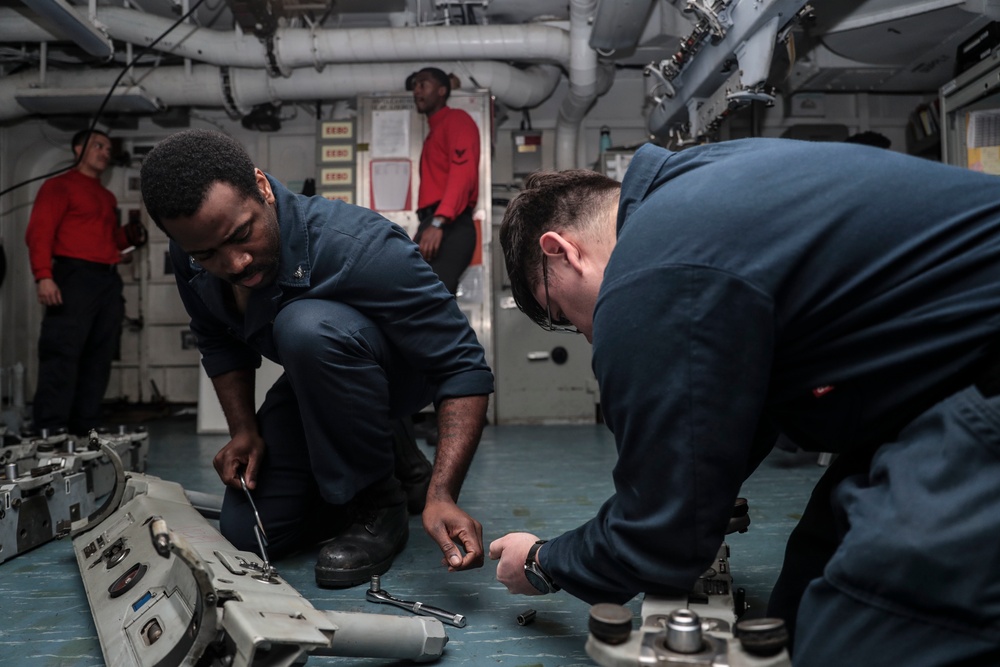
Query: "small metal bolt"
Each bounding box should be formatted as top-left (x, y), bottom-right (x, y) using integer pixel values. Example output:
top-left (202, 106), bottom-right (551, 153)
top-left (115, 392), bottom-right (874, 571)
top-left (516, 609), bottom-right (536, 626)
top-left (666, 609), bottom-right (703, 654)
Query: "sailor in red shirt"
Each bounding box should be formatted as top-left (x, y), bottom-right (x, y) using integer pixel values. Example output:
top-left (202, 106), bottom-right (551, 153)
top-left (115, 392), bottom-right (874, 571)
top-left (410, 67), bottom-right (480, 294)
top-left (25, 129), bottom-right (131, 435)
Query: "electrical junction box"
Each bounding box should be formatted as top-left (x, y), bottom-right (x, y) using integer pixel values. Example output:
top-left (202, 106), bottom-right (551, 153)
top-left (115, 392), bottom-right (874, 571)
top-left (511, 130), bottom-right (543, 179)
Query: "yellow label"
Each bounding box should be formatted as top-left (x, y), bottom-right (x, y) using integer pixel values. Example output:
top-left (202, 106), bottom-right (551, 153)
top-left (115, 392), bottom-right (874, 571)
top-left (321, 167), bottom-right (354, 186)
top-left (322, 144), bottom-right (355, 162)
top-left (322, 190), bottom-right (354, 204)
top-left (321, 121), bottom-right (354, 139)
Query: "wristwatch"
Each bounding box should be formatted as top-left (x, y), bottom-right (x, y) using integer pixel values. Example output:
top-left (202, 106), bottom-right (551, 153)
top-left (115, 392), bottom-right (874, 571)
top-left (430, 216), bottom-right (445, 228)
top-left (524, 540), bottom-right (560, 594)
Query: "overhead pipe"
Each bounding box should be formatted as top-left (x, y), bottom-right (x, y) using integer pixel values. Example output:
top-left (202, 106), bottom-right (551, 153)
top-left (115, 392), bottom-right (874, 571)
top-left (0, 3), bottom-right (568, 122)
top-left (91, 6), bottom-right (569, 74)
top-left (555, 0), bottom-right (602, 169)
top-left (0, 4), bottom-right (621, 148)
top-left (1, 7), bottom-right (571, 70)
top-left (0, 61), bottom-right (562, 122)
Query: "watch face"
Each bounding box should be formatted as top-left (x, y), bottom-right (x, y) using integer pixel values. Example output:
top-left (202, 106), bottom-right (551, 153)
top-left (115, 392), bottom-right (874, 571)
top-left (524, 566), bottom-right (550, 594)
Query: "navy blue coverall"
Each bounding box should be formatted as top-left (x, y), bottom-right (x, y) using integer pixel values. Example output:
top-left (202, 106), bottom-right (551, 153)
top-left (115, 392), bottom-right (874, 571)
top-left (539, 139), bottom-right (1000, 665)
top-left (170, 176), bottom-right (493, 556)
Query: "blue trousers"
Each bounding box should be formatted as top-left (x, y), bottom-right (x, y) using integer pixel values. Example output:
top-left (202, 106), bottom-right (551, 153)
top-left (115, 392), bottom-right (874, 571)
top-left (219, 299), bottom-right (435, 557)
top-left (777, 386), bottom-right (1000, 666)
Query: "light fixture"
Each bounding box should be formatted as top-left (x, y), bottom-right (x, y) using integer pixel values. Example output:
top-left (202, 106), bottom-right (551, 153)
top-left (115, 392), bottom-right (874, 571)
top-left (15, 86), bottom-right (164, 114)
top-left (20, 0), bottom-right (114, 58)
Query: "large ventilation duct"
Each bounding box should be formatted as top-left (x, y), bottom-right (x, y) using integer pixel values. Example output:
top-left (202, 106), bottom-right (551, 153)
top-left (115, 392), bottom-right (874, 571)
top-left (0, 7), bottom-right (568, 72)
top-left (0, 4), bottom-right (616, 169)
top-left (93, 7), bottom-right (570, 74)
top-left (0, 61), bottom-right (562, 122)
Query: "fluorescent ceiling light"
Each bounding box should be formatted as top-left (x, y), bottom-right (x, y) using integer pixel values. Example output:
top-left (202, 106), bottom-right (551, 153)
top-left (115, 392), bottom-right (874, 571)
top-left (20, 0), bottom-right (113, 58)
top-left (15, 86), bottom-right (164, 114)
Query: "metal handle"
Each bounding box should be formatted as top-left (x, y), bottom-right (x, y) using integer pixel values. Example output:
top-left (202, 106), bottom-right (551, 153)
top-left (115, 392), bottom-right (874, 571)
top-left (410, 601), bottom-right (467, 628)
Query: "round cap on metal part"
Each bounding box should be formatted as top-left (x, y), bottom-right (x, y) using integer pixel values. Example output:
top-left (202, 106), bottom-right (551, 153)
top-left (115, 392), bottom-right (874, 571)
top-left (735, 617), bottom-right (789, 657)
top-left (665, 608), bottom-right (703, 654)
top-left (588, 603), bottom-right (633, 645)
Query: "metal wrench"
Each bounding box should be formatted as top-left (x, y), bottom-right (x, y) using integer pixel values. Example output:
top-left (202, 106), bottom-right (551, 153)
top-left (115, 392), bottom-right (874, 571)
top-left (366, 574), bottom-right (467, 627)
top-left (239, 472), bottom-right (276, 579)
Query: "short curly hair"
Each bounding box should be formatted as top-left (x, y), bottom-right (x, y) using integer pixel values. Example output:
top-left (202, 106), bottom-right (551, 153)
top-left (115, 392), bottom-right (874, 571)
top-left (140, 129), bottom-right (263, 232)
top-left (499, 169), bottom-right (620, 328)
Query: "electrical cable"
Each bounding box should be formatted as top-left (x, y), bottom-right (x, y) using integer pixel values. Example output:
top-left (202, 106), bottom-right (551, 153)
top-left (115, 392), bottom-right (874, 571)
top-left (0, 0), bottom-right (206, 201)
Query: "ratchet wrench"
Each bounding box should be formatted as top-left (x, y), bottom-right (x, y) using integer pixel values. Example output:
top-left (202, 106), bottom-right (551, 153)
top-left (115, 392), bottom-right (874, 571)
top-left (239, 472), bottom-right (276, 579)
top-left (366, 574), bottom-right (467, 627)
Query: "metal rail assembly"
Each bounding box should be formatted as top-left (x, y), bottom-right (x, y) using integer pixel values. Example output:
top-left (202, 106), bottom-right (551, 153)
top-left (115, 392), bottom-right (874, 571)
top-left (0, 426), bottom-right (149, 565)
top-left (71, 436), bottom-right (448, 666)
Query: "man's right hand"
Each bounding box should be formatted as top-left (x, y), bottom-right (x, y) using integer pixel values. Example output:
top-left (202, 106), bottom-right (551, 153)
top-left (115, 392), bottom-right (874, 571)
top-left (36, 278), bottom-right (62, 307)
top-left (213, 431), bottom-right (266, 490)
top-left (419, 223), bottom-right (445, 261)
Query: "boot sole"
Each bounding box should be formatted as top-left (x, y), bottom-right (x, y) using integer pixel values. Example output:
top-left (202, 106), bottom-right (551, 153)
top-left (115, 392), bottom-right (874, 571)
top-left (314, 533), bottom-right (409, 589)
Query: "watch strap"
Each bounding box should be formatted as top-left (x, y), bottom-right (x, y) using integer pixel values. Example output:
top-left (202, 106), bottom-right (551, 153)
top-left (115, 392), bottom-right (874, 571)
top-left (524, 540), bottom-right (560, 594)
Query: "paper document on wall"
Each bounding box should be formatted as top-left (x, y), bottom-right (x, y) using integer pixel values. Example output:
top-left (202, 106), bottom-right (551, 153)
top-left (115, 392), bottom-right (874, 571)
top-left (371, 159), bottom-right (411, 211)
top-left (372, 109), bottom-right (411, 158)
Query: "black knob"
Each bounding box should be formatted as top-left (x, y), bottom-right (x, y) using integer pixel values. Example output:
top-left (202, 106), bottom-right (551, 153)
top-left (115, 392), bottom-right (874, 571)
top-left (551, 346), bottom-right (569, 365)
top-left (735, 617), bottom-right (788, 657)
top-left (588, 603), bottom-right (633, 645)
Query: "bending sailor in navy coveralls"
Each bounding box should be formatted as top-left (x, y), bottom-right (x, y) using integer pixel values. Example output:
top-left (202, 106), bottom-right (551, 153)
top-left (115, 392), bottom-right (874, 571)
top-left (140, 129), bottom-right (493, 589)
top-left (493, 138), bottom-right (1000, 666)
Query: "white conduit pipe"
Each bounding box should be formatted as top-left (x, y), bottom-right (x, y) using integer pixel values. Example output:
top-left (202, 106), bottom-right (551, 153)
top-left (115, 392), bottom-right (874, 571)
top-left (231, 61), bottom-right (562, 113)
top-left (0, 61), bottom-right (562, 121)
top-left (555, 0), bottom-right (601, 169)
top-left (92, 7), bottom-right (570, 73)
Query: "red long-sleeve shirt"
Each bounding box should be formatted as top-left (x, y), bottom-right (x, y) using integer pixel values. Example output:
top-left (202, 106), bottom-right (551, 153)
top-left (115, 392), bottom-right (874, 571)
top-left (25, 169), bottom-right (126, 281)
top-left (417, 106), bottom-right (480, 220)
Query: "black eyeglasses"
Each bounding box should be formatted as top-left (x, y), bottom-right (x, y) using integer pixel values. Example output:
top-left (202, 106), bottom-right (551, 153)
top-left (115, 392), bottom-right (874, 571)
top-left (541, 255), bottom-right (581, 334)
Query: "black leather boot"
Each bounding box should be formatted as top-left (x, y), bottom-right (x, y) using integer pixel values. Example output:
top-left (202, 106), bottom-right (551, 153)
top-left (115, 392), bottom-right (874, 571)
top-left (392, 417), bottom-right (433, 514)
top-left (315, 476), bottom-right (409, 589)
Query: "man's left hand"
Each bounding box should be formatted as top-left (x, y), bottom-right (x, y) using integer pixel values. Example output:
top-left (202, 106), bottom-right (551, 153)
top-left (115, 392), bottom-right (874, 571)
top-left (422, 499), bottom-right (484, 571)
top-left (489, 532), bottom-right (544, 595)
top-left (419, 225), bottom-right (444, 261)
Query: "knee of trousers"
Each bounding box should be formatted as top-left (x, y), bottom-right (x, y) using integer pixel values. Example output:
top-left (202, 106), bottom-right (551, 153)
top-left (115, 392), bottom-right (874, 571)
top-left (219, 491), bottom-right (305, 559)
top-left (273, 299), bottom-right (391, 370)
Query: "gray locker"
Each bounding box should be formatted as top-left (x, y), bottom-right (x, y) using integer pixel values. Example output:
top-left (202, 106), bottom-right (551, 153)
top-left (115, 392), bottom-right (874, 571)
top-left (490, 215), bottom-right (599, 424)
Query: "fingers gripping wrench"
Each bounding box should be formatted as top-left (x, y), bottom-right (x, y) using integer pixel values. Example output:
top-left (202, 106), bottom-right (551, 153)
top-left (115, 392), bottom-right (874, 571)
top-left (240, 473), bottom-right (277, 580)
